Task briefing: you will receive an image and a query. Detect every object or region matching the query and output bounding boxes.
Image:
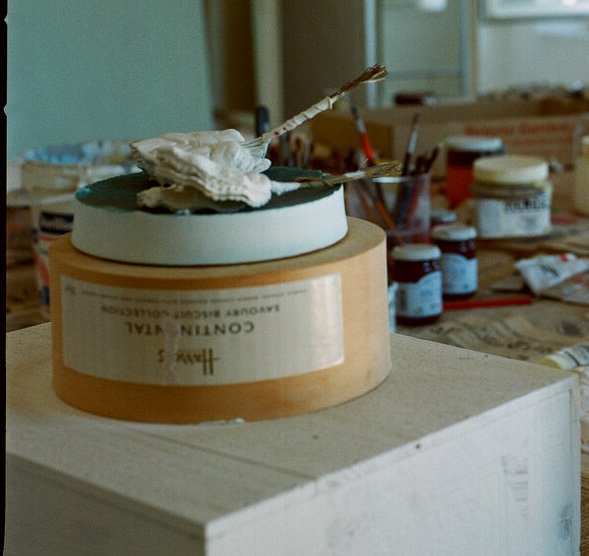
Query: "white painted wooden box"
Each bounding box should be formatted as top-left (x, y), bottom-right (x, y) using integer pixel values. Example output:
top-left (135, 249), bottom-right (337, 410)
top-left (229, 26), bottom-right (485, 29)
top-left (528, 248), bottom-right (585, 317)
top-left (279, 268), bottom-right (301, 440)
top-left (6, 323), bottom-right (581, 555)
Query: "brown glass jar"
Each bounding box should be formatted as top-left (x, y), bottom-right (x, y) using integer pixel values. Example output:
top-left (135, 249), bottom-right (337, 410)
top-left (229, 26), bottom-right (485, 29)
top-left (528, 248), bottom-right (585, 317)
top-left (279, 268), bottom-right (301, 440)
top-left (445, 136), bottom-right (505, 208)
top-left (392, 244), bottom-right (442, 326)
top-left (432, 224), bottom-right (478, 300)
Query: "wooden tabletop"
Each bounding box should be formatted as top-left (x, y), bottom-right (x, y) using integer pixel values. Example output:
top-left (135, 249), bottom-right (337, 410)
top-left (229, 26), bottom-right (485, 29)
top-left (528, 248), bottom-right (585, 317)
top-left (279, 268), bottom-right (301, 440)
top-left (397, 171), bottom-right (589, 361)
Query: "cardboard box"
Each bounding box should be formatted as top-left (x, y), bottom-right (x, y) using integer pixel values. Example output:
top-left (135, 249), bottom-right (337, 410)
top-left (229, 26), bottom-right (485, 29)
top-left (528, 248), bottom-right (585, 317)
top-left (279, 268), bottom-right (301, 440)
top-left (6, 324), bottom-right (580, 555)
top-left (311, 97), bottom-right (589, 177)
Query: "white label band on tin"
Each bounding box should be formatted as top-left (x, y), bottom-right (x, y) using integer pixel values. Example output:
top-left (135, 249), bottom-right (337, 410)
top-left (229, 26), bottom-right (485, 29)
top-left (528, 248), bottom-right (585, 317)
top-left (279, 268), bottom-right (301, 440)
top-left (60, 274), bottom-right (344, 385)
top-left (475, 191), bottom-right (551, 238)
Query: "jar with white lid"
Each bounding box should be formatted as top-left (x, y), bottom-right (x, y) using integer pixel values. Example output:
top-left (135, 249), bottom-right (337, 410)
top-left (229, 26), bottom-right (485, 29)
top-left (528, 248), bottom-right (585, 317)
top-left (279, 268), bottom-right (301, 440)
top-left (391, 244), bottom-right (442, 325)
top-left (430, 208), bottom-right (458, 229)
top-left (471, 155), bottom-right (552, 239)
top-left (431, 224), bottom-right (478, 299)
top-left (574, 136), bottom-right (589, 216)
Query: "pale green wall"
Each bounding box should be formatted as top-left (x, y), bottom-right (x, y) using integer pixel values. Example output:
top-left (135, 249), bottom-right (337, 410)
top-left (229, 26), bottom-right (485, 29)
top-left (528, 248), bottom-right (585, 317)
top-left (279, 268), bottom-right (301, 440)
top-left (6, 0), bottom-right (215, 160)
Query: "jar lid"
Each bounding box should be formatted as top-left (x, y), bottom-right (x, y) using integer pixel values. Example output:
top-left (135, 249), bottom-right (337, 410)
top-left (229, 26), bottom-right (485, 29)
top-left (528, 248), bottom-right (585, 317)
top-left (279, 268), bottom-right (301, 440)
top-left (430, 208), bottom-right (457, 225)
top-left (473, 154), bottom-right (549, 185)
top-left (446, 136), bottom-right (503, 152)
top-left (392, 243), bottom-right (441, 261)
top-left (432, 224), bottom-right (477, 241)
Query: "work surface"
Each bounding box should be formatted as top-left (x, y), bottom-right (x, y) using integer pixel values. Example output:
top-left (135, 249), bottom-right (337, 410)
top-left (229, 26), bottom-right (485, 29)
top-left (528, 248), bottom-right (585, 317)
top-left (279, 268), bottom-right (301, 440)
top-left (396, 245), bottom-right (589, 361)
top-left (396, 170), bottom-right (589, 361)
top-left (6, 323), bottom-right (580, 555)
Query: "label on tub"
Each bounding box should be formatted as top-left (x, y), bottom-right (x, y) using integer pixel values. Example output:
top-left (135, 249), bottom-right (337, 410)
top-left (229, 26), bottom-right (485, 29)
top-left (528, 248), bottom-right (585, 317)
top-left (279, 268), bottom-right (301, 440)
top-left (60, 273), bottom-right (344, 385)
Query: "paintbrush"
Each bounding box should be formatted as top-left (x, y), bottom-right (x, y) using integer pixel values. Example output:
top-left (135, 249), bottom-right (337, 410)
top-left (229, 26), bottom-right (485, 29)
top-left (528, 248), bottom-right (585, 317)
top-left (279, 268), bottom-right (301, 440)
top-left (244, 64), bottom-right (388, 158)
top-left (422, 143), bottom-right (440, 174)
top-left (351, 104), bottom-right (389, 208)
top-left (393, 113), bottom-right (420, 225)
top-left (351, 105), bottom-right (377, 166)
top-left (401, 113), bottom-right (420, 176)
top-left (255, 105), bottom-right (270, 136)
top-left (294, 161), bottom-right (401, 188)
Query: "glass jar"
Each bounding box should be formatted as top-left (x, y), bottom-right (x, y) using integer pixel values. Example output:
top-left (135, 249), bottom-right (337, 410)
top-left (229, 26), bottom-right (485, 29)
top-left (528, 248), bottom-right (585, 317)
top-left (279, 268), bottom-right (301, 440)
top-left (445, 136), bottom-right (504, 208)
top-left (391, 244), bottom-right (442, 325)
top-left (432, 224), bottom-right (478, 299)
top-left (471, 155), bottom-right (552, 239)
